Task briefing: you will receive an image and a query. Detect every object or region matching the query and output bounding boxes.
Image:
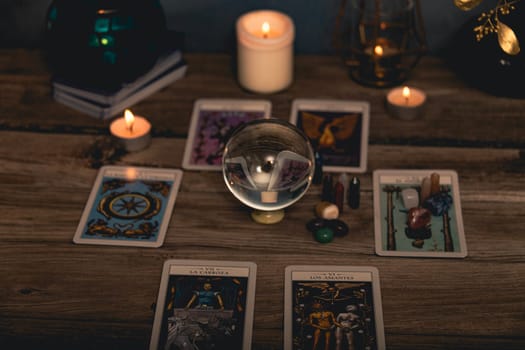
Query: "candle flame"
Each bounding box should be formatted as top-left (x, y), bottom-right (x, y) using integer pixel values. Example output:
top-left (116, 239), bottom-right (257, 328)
top-left (97, 8), bottom-right (117, 15)
top-left (402, 86), bottom-right (411, 97)
top-left (125, 167), bottom-right (138, 180)
top-left (124, 109), bottom-right (135, 132)
top-left (261, 21), bottom-right (270, 38)
top-left (374, 45), bottom-right (383, 56)
top-left (402, 86), bottom-right (411, 104)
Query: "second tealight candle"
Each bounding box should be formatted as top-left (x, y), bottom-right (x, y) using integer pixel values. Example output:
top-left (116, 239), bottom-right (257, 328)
top-left (386, 86), bottom-right (427, 120)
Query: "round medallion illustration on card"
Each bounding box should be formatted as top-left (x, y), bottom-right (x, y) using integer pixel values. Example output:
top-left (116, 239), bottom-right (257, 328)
top-left (98, 191), bottom-right (161, 220)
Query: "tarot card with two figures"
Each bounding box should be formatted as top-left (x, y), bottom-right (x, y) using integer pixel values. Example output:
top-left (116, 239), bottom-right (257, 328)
top-left (285, 266), bottom-right (385, 350)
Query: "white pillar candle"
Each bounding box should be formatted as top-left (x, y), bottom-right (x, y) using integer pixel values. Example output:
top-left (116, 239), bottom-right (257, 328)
top-left (236, 10), bottom-right (295, 94)
top-left (109, 109), bottom-right (151, 152)
top-left (386, 86), bottom-right (427, 120)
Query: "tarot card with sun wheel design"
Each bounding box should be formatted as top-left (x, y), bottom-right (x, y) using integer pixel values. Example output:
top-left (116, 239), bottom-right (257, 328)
top-left (73, 166), bottom-right (183, 247)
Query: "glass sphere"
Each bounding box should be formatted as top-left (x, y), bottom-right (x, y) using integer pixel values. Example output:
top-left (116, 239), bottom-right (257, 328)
top-left (222, 118), bottom-right (315, 212)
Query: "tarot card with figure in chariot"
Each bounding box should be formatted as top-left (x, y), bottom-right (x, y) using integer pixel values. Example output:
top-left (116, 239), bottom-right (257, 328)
top-left (150, 259), bottom-right (257, 350)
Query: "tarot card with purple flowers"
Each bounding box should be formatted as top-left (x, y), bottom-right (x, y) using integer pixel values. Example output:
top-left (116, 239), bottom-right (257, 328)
top-left (182, 99), bottom-right (271, 171)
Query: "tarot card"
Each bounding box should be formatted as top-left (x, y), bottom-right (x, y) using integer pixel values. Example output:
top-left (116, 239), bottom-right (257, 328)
top-left (223, 156), bottom-right (258, 190)
top-left (373, 169), bottom-right (467, 258)
top-left (73, 166), bottom-right (183, 248)
top-left (268, 150), bottom-right (313, 192)
top-left (150, 259), bottom-right (257, 350)
top-left (182, 98), bottom-right (271, 171)
top-left (289, 99), bottom-right (370, 173)
top-left (284, 265), bottom-right (385, 350)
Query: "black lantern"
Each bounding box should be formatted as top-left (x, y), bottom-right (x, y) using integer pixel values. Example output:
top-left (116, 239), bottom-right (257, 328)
top-left (335, 0), bottom-right (427, 87)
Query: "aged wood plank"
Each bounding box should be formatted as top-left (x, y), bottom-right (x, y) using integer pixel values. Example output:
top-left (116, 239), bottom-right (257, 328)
top-left (1, 50), bottom-right (525, 147)
top-left (2, 49), bottom-right (525, 349)
top-left (0, 131), bottom-right (524, 175)
top-left (1, 133), bottom-right (524, 252)
top-left (3, 245), bottom-right (525, 349)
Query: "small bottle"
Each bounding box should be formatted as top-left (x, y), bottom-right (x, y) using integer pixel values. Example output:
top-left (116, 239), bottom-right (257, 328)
top-left (339, 173), bottom-right (349, 203)
top-left (430, 172), bottom-right (440, 195)
top-left (348, 176), bottom-right (360, 209)
top-left (321, 174), bottom-right (333, 202)
top-left (312, 151), bottom-right (323, 185)
top-left (334, 180), bottom-right (344, 213)
top-left (420, 176), bottom-right (431, 202)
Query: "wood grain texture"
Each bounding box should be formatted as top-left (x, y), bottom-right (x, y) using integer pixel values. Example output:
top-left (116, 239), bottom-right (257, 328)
top-left (1, 49), bottom-right (525, 349)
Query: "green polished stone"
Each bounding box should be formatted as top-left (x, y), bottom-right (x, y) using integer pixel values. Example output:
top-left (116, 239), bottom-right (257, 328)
top-left (315, 227), bottom-right (334, 243)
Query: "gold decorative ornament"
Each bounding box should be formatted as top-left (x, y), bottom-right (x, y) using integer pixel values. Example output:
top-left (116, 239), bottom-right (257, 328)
top-left (454, 0), bottom-right (521, 55)
top-left (497, 20), bottom-right (521, 55)
top-left (453, 0), bottom-right (484, 10)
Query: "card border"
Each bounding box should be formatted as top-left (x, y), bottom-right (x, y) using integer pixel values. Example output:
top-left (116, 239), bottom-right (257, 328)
top-left (149, 259), bottom-right (257, 350)
top-left (289, 99), bottom-right (370, 173)
top-left (284, 265), bottom-right (385, 350)
top-left (182, 98), bottom-right (272, 171)
top-left (73, 165), bottom-right (183, 248)
top-left (373, 169), bottom-right (468, 258)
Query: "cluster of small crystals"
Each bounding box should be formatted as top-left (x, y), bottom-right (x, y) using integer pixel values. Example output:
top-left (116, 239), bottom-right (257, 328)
top-left (473, 0), bottom-right (519, 41)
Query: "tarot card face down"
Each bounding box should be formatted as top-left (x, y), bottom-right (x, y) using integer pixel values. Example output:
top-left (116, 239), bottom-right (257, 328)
top-left (290, 99), bottom-right (370, 173)
top-left (150, 260), bottom-right (257, 350)
top-left (284, 266), bottom-right (385, 350)
top-left (183, 99), bottom-right (271, 171)
top-left (73, 166), bottom-right (183, 248)
top-left (373, 170), bottom-right (467, 258)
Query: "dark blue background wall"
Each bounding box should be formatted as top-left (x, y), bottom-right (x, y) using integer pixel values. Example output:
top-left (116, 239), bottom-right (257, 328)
top-left (0, 0), bottom-right (492, 55)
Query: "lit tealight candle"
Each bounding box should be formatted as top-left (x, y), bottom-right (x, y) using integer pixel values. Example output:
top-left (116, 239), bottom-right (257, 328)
top-left (386, 86), bottom-right (427, 120)
top-left (374, 45), bottom-right (384, 56)
top-left (110, 109), bottom-right (151, 152)
top-left (236, 10), bottom-right (295, 94)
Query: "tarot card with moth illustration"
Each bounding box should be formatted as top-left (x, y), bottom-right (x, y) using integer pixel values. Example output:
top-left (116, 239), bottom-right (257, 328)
top-left (289, 99), bottom-right (370, 173)
top-left (73, 166), bottom-right (182, 248)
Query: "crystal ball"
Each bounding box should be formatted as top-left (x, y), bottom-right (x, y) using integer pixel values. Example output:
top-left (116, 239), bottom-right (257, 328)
top-left (222, 118), bottom-right (315, 212)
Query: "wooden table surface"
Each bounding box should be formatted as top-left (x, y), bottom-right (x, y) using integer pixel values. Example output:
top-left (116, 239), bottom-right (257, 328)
top-left (1, 49), bottom-right (525, 350)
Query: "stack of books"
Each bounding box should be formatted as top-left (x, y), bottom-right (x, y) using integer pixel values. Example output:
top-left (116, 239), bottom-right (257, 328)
top-left (52, 47), bottom-right (187, 120)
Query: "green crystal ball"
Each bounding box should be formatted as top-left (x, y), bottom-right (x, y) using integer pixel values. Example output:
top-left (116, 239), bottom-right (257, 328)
top-left (45, 0), bottom-right (168, 88)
